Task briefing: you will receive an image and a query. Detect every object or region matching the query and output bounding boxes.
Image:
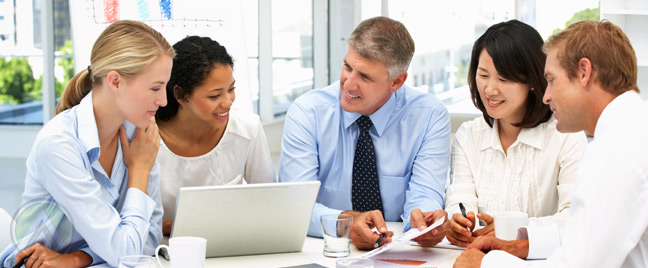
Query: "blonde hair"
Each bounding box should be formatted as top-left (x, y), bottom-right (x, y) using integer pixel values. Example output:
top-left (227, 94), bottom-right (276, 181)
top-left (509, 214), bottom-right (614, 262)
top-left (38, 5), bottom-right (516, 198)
top-left (56, 20), bottom-right (175, 114)
top-left (544, 20), bottom-right (638, 95)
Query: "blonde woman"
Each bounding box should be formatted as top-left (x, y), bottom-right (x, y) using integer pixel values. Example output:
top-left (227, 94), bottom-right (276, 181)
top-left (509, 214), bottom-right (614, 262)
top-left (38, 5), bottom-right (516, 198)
top-left (0, 20), bottom-right (173, 267)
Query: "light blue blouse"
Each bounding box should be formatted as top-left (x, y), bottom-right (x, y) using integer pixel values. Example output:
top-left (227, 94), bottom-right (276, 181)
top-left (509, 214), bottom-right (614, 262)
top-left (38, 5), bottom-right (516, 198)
top-left (0, 92), bottom-right (163, 267)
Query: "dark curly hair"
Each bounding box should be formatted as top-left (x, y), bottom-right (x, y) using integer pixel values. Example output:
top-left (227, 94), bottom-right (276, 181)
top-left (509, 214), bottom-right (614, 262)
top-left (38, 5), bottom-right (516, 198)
top-left (155, 36), bottom-right (234, 122)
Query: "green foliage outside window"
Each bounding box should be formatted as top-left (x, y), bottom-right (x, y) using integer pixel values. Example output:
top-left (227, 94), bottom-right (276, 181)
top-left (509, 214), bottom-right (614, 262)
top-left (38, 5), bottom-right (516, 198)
top-left (0, 39), bottom-right (73, 104)
top-left (0, 58), bottom-right (37, 104)
top-left (552, 5), bottom-right (601, 35)
top-left (57, 39), bottom-right (75, 98)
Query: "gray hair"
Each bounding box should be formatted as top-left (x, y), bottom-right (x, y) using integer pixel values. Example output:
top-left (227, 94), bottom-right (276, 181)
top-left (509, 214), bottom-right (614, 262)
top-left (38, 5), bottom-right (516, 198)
top-left (347, 16), bottom-right (415, 79)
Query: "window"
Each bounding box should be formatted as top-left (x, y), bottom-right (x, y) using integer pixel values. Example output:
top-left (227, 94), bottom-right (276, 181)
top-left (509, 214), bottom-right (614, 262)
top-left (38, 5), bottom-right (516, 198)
top-left (330, 0), bottom-right (600, 117)
top-left (0, 0), bottom-right (72, 125)
top-left (242, 0), bottom-right (259, 113)
top-left (270, 0), bottom-right (314, 116)
top-left (0, 0), bottom-right (602, 126)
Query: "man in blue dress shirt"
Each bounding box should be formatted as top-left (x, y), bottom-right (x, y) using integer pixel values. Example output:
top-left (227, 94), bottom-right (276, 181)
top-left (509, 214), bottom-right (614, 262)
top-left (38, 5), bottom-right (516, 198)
top-left (278, 16), bottom-right (451, 249)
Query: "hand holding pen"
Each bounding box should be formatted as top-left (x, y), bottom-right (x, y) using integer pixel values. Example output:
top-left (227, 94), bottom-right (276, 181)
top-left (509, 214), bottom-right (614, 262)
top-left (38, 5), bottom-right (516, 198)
top-left (459, 203), bottom-right (472, 231)
top-left (373, 233), bottom-right (387, 248)
top-left (12, 257), bottom-right (28, 268)
top-left (447, 202), bottom-right (478, 247)
top-left (13, 243), bottom-right (93, 268)
top-left (343, 210), bottom-right (393, 250)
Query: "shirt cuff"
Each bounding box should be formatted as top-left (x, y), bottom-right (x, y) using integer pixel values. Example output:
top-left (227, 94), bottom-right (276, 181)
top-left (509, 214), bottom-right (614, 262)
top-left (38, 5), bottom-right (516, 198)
top-left (525, 225), bottom-right (560, 259)
top-left (403, 222), bottom-right (411, 232)
top-left (79, 247), bottom-right (103, 266)
top-left (482, 250), bottom-right (527, 268)
top-left (122, 188), bottom-right (156, 220)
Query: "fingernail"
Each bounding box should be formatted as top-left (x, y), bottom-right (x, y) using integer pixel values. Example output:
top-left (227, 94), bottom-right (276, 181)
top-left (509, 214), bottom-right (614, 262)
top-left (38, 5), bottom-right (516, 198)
top-left (380, 227), bottom-right (387, 232)
top-left (432, 229), bottom-right (437, 235)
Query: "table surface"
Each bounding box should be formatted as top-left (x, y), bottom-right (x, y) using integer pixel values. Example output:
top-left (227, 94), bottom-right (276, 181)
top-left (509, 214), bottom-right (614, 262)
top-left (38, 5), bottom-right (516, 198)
top-left (158, 222), bottom-right (463, 268)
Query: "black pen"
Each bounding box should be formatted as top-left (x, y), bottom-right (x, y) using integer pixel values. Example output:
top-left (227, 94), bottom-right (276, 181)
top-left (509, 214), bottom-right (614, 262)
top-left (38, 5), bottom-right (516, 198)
top-left (373, 232), bottom-right (387, 248)
top-left (13, 256), bottom-right (29, 268)
top-left (459, 202), bottom-right (470, 231)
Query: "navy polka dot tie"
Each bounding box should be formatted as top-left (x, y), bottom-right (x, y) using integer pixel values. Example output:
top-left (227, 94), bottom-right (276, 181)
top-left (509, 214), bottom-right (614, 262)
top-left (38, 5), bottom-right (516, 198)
top-left (352, 116), bottom-right (383, 214)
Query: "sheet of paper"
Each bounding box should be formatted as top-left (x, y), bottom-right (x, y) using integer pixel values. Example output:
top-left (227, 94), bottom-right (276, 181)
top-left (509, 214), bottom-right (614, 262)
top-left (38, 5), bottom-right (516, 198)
top-left (409, 237), bottom-right (465, 250)
top-left (367, 242), bottom-right (460, 268)
top-left (360, 216), bottom-right (446, 259)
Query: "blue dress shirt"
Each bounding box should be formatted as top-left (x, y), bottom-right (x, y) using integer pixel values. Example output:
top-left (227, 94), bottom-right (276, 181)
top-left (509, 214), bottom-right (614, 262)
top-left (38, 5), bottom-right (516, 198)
top-left (0, 92), bottom-right (163, 267)
top-left (278, 82), bottom-right (450, 237)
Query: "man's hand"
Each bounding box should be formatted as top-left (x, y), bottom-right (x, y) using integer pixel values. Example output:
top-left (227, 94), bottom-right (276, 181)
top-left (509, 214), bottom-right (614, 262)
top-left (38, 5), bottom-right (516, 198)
top-left (410, 209), bottom-right (448, 247)
top-left (16, 243), bottom-right (92, 268)
top-left (467, 236), bottom-right (530, 259)
top-left (453, 248), bottom-right (485, 268)
top-left (342, 210), bottom-right (394, 249)
top-left (471, 213), bottom-right (494, 237)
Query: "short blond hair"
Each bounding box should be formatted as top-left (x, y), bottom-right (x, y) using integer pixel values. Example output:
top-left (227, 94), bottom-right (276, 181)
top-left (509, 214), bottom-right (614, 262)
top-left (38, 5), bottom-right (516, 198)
top-left (544, 20), bottom-right (638, 95)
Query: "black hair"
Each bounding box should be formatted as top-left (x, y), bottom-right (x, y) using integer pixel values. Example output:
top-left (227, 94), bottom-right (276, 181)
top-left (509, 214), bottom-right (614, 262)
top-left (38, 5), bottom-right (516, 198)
top-left (467, 20), bottom-right (551, 128)
top-left (155, 36), bottom-right (234, 122)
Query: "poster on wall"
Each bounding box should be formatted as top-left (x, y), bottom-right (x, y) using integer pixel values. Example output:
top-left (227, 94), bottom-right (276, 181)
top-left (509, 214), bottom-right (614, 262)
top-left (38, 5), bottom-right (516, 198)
top-left (69, 0), bottom-right (253, 112)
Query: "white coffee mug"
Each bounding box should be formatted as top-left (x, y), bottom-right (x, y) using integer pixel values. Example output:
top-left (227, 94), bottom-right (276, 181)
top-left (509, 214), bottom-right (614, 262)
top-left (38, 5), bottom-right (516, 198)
top-left (494, 211), bottom-right (528, 241)
top-left (155, 236), bottom-right (206, 268)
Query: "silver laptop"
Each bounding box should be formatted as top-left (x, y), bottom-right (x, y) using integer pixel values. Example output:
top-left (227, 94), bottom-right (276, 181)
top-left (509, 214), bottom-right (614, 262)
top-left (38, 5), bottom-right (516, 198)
top-left (170, 181), bottom-right (321, 257)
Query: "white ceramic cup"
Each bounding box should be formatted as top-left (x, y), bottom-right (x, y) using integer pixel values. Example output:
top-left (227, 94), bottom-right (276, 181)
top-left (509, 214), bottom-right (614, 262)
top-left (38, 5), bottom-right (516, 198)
top-left (155, 236), bottom-right (206, 268)
top-left (494, 211), bottom-right (528, 241)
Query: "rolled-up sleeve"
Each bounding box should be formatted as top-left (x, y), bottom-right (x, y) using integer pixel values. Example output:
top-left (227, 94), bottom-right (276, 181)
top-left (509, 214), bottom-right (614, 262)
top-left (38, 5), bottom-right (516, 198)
top-left (402, 106), bottom-right (450, 227)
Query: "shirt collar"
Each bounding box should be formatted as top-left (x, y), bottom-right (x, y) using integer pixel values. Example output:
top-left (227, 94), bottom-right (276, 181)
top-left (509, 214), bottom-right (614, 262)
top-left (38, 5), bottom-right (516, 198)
top-left (594, 90), bottom-right (643, 138)
top-left (517, 120), bottom-right (545, 149)
top-left (480, 119), bottom-right (545, 151)
top-left (342, 90), bottom-right (397, 137)
top-left (480, 120), bottom-right (501, 151)
top-left (76, 91), bottom-right (101, 163)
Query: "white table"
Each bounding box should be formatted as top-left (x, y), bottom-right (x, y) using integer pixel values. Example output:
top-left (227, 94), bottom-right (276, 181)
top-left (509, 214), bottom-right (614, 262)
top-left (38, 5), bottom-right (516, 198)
top-left (158, 222), bottom-right (463, 268)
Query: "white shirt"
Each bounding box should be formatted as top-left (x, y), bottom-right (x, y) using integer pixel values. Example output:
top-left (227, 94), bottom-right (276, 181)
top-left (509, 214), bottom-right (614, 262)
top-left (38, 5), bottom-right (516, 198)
top-left (446, 117), bottom-right (587, 227)
top-left (158, 109), bottom-right (276, 221)
top-left (482, 90), bottom-right (648, 267)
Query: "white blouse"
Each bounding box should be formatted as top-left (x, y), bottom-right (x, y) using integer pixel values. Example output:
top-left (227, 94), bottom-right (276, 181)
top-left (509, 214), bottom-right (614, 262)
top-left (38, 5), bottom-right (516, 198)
top-left (158, 109), bottom-right (276, 221)
top-left (445, 116), bottom-right (587, 227)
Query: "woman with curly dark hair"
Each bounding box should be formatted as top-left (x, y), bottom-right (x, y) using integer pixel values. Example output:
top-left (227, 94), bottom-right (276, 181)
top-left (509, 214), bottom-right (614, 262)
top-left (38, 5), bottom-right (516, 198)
top-left (155, 36), bottom-right (275, 236)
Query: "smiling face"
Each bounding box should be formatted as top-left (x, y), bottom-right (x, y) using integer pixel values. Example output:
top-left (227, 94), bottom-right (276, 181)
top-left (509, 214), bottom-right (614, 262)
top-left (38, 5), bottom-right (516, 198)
top-left (179, 63), bottom-right (235, 130)
top-left (543, 47), bottom-right (587, 133)
top-left (339, 47), bottom-right (403, 115)
top-left (118, 54), bottom-right (172, 128)
top-left (475, 49), bottom-right (529, 126)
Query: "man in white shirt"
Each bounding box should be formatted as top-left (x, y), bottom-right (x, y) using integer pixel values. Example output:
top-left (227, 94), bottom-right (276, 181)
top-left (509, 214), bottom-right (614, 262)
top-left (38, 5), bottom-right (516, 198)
top-left (454, 20), bottom-right (648, 268)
